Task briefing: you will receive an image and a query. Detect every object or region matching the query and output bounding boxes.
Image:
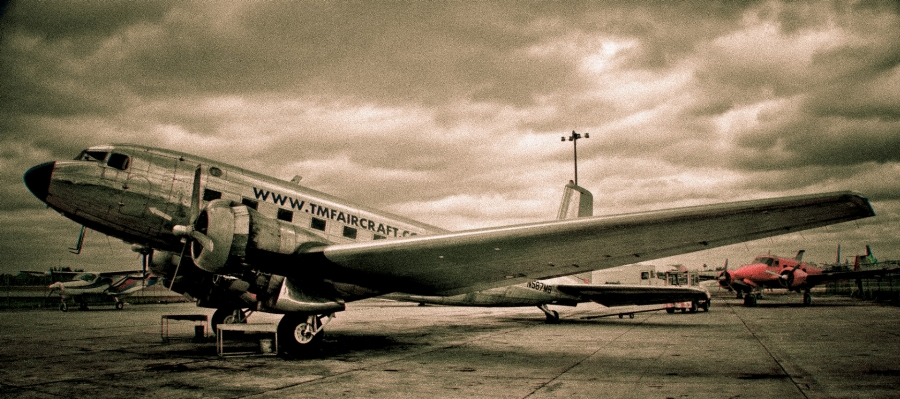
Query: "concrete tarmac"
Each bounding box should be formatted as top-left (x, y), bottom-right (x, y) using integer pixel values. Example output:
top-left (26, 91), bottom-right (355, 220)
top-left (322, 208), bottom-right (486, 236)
top-left (1, 294), bottom-right (898, 399)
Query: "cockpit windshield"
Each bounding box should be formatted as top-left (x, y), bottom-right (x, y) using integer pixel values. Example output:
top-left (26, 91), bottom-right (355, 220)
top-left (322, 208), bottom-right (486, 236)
top-left (76, 273), bottom-right (98, 282)
top-left (753, 256), bottom-right (775, 266)
top-left (76, 150), bottom-right (108, 162)
top-left (74, 150), bottom-right (130, 170)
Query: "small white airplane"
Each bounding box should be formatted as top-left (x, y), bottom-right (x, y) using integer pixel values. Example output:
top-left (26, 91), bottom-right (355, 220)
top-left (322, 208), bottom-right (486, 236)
top-left (47, 269), bottom-right (158, 311)
top-left (384, 183), bottom-right (711, 321)
top-left (23, 144), bottom-right (874, 356)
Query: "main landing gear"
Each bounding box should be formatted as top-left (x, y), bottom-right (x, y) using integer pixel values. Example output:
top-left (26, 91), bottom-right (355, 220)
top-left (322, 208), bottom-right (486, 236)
top-left (278, 313), bottom-right (333, 356)
top-left (211, 308), bottom-right (249, 331)
top-left (802, 291), bottom-right (812, 306)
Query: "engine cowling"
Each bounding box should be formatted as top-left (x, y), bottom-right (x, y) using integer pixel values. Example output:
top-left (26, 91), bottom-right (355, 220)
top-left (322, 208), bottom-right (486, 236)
top-left (779, 267), bottom-right (808, 289)
top-left (190, 199), bottom-right (328, 274)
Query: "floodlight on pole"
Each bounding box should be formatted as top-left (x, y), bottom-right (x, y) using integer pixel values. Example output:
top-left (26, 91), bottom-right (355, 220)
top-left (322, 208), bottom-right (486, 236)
top-left (561, 130), bottom-right (589, 185)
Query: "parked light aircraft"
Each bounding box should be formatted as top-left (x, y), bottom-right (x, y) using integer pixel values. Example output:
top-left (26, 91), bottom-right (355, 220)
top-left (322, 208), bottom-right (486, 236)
top-left (717, 249), bottom-right (898, 306)
top-left (24, 144), bottom-right (875, 356)
top-left (47, 270), bottom-right (158, 311)
top-left (384, 183), bottom-right (711, 321)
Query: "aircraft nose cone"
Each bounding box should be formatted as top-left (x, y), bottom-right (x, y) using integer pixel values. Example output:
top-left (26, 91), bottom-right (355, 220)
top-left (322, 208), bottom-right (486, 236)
top-left (23, 161), bottom-right (55, 202)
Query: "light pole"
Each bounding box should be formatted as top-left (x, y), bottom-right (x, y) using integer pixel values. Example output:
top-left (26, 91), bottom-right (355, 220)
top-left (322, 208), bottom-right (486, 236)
top-left (561, 130), bottom-right (589, 185)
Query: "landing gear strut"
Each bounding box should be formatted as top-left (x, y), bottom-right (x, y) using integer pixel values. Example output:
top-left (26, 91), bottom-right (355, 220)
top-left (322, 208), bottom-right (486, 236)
top-left (802, 291), bottom-right (812, 306)
top-left (538, 304), bottom-right (559, 324)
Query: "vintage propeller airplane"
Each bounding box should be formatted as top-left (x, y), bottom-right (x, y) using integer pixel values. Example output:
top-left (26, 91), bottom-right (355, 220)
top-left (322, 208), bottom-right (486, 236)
top-left (24, 144), bottom-right (875, 356)
top-left (717, 249), bottom-right (898, 306)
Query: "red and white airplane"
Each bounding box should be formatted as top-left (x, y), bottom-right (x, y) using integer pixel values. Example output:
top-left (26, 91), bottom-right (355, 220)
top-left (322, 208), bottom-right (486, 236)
top-left (718, 250), bottom-right (898, 306)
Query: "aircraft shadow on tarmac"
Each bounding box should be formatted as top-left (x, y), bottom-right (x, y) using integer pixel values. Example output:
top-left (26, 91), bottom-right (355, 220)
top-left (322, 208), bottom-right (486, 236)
top-left (491, 313), bottom-right (708, 329)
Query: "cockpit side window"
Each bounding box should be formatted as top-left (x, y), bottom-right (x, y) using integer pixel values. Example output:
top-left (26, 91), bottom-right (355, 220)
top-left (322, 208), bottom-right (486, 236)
top-left (76, 150), bottom-right (108, 162)
top-left (107, 153), bottom-right (130, 171)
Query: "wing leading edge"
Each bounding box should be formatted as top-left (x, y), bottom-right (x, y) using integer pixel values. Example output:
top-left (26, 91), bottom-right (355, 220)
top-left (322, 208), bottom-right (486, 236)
top-left (280, 191), bottom-right (873, 296)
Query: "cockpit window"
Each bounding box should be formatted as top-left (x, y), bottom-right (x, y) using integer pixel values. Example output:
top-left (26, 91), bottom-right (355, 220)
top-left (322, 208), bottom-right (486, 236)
top-left (107, 153), bottom-right (130, 170)
top-left (753, 257), bottom-right (775, 266)
top-left (76, 150), bottom-right (108, 162)
top-left (77, 273), bottom-right (97, 282)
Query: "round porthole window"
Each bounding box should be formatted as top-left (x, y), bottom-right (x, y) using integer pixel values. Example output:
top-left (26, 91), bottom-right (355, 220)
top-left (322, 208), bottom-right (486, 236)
top-left (209, 166), bottom-right (223, 177)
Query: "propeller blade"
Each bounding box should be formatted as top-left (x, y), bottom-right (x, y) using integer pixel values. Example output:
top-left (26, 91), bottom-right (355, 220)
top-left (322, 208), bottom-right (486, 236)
top-left (765, 270), bottom-right (783, 278)
top-left (190, 230), bottom-right (214, 253)
top-left (190, 165), bottom-right (202, 222)
top-left (170, 165), bottom-right (202, 291)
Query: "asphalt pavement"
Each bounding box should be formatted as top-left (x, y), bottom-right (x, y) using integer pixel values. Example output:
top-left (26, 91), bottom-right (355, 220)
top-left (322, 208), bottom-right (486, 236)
top-left (1, 293), bottom-right (898, 398)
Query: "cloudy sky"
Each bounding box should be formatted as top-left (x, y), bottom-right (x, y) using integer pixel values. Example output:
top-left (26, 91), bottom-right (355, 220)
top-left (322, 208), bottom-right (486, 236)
top-left (1, 1), bottom-right (899, 275)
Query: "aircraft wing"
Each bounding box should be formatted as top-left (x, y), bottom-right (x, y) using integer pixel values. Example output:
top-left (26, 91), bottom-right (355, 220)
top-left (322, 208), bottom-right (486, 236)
top-left (806, 267), bottom-right (900, 286)
top-left (273, 191), bottom-right (873, 296)
top-left (554, 284), bottom-right (709, 307)
top-left (97, 270), bottom-right (145, 278)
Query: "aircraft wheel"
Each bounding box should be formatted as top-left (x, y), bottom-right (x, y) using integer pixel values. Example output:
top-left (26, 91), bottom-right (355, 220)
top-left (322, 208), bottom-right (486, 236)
top-left (743, 294), bottom-right (757, 307)
top-left (59, 302), bottom-right (68, 312)
top-left (618, 314), bottom-right (623, 319)
top-left (278, 314), bottom-right (324, 357)
top-left (689, 301), bottom-right (698, 313)
top-left (115, 302), bottom-right (124, 310)
top-left (544, 310), bottom-right (560, 324)
top-left (666, 307), bottom-right (675, 314)
top-left (701, 300), bottom-right (710, 312)
top-left (629, 313), bottom-right (634, 319)
top-left (79, 302), bottom-right (88, 311)
top-left (802, 292), bottom-right (812, 306)
top-left (736, 292), bottom-right (744, 299)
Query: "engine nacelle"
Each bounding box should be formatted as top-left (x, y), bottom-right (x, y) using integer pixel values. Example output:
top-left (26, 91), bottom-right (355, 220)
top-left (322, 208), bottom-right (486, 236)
top-left (261, 275), bottom-right (346, 314)
top-left (779, 268), bottom-right (808, 288)
top-left (190, 200), bottom-right (328, 274)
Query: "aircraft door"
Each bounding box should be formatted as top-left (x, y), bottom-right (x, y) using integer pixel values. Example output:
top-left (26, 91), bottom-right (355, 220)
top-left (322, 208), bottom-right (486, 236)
top-left (117, 154), bottom-right (150, 218)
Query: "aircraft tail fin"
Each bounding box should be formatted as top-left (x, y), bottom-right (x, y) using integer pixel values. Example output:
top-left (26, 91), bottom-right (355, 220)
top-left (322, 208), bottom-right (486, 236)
top-left (866, 245), bottom-right (877, 264)
top-left (794, 250), bottom-right (805, 262)
top-left (557, 181), bottom-right (594, 220)
top-left (853, 245), bottom-right (877, 271)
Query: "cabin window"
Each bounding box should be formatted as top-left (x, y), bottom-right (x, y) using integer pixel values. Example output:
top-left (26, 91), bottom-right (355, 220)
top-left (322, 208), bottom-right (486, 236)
top-left (203, 189), bottom-right (222, 201)
top-left (343, 226), bottom-right (357, 239)
top-left (641, 272), bottom-right (650, 280)
top-left (208, 166), bottom-right (223, 177)
top-left (373, 234), bottom-right (386, 240)
top-left (277, 209), bottom-right (293, 222)
top-left (107, 153), bottom-right (130, 170)
top-left (311, 218), bottom-right (326, 231)
top-left (242, 198), bottom-right (258, 210)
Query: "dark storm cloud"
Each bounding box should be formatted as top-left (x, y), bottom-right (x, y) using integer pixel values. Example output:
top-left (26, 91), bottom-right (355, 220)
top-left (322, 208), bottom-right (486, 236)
top-left (2, 1), bottom-right (900, 272)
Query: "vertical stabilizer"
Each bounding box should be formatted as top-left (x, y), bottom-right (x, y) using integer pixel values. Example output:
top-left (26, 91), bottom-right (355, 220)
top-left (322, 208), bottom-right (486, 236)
top-left (794, 250), bottom-right (805, 262)
top-left (557, 181), bottom-right (594, 284)
top-left (557, 181), bottom-right (594, 220)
